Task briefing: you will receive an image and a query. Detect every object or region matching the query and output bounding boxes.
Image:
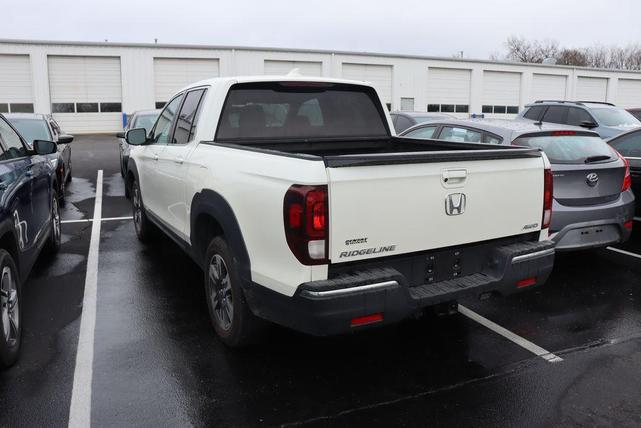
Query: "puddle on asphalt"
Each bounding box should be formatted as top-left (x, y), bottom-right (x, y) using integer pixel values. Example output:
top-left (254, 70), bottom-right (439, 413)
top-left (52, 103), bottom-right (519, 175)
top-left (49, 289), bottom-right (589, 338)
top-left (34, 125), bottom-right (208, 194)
top-left (104, 172), bottom-right (126, 197)
top-left (65, 177), bottom-right (96, 204)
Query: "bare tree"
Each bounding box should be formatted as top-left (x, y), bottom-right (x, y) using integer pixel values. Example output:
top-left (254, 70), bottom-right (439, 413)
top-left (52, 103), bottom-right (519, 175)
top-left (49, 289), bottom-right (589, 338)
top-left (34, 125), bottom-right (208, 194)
top-left (495, 36), bottom-right (641, 70)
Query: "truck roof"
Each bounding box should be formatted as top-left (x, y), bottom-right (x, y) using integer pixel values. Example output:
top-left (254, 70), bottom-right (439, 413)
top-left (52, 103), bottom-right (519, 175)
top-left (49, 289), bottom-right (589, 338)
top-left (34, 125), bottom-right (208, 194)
top-left (179, 75), bottom-right (377, 94)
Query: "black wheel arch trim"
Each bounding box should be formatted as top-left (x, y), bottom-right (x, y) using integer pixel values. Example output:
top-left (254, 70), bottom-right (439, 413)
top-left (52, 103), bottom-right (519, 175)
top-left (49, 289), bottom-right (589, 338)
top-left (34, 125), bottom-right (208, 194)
top-left (190, 189), bottom-right (252, 288)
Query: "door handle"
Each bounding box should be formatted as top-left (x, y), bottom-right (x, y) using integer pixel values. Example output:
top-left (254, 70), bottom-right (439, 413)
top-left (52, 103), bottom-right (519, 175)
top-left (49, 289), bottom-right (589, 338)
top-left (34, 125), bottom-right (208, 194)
top-left (174, 156), bottom-right (184, 164)
top-left (442, 169), bottom-right (467, 188)
top-left (25, 170), bottom-right (34, 178)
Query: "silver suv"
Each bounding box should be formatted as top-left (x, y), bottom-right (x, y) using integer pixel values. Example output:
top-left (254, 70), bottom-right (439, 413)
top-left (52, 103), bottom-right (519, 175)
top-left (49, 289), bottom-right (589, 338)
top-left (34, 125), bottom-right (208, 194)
top-left (518, 100), bottom-right (641, 139)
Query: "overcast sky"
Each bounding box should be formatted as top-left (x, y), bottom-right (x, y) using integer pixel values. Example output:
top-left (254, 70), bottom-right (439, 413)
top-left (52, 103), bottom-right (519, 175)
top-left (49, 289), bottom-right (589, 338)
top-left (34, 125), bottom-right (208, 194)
top-left (4, 0), bottom-right (641, 59)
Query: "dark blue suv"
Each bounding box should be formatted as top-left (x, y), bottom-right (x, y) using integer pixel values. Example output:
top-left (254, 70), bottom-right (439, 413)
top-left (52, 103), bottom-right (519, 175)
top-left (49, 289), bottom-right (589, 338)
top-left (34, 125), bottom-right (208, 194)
top-left (0, 114), bottom-right (60, 368)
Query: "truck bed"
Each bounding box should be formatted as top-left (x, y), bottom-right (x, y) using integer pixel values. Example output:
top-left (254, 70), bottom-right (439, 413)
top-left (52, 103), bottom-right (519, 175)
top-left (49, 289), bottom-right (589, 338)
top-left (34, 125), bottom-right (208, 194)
top-left (214, 136), bottom-right (543, 167)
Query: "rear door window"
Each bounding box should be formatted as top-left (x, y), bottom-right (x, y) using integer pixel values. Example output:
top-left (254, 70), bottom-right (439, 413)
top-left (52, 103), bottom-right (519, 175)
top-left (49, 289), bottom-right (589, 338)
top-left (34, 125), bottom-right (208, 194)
top-left (173, 89), bottom-right (206, 144)
top-left (523, 106), bottom-right (545, 120)
top-left (610, 131), bottom-right (641, 157)
top-left (567, 107), bottom-right (593, 126)
top-left (483, 134), bottom-right (502, 144)
top-left (439, 126), bottom-right (482, 143)
top-left (542, 106), bottom-right (569, 124)
top-left (403, 126), bottom-right (437, 139)
top-left (513, 133), bottom-right (616, 164)
top-left (216, 82), bottom-right (388, 141)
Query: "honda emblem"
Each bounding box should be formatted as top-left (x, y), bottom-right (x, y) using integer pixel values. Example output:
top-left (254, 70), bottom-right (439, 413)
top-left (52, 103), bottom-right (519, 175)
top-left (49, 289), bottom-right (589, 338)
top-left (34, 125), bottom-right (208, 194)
top-left (445, 193), bottom-right (466, 216)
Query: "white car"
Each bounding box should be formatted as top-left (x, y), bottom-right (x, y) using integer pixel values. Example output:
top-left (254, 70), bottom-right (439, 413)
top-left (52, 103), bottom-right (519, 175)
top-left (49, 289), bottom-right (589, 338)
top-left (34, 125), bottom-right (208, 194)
top-left (124, 76), bottom-right (555, 346)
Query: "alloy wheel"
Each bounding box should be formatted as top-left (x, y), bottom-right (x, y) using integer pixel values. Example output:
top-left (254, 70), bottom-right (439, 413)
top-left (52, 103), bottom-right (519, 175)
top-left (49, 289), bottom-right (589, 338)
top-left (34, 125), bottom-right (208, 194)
top-left (208, 254), bottom-right (233, 331)
top-left (0, 266), bottom-right (19, 346)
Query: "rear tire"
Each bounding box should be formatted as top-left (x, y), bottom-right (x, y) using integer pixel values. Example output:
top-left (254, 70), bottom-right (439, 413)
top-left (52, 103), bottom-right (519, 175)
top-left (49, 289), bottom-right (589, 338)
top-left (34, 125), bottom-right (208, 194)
top-left (0, 249), bottom-right (22, 369)
top-left (204, 237), bottom-right (261, 347)
top-left (45, 193), bottom-right (61, 254)
top-left (131, 179), bottom-right (154, 242)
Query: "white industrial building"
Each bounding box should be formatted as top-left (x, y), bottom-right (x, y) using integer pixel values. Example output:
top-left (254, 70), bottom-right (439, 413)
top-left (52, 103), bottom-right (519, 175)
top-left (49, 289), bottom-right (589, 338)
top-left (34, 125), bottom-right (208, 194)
top-left (2, 38), bottom-right (641, 133)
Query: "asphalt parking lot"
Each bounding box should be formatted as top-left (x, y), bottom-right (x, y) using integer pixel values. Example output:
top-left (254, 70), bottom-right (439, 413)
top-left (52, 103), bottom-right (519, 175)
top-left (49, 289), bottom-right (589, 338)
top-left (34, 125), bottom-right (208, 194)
top-left (1, 135), bottom-right (641, 427)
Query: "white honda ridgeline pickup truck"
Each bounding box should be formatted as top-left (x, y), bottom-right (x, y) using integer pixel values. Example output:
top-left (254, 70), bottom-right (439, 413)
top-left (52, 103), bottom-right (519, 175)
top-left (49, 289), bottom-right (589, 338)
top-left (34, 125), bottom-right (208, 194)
top-left (124, 76), bottom-right (555, 346)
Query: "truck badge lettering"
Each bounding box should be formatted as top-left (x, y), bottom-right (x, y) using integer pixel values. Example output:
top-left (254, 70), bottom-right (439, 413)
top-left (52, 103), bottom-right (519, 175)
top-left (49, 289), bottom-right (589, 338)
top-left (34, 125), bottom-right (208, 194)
top-left (339, 245), bottom-right (396, 258)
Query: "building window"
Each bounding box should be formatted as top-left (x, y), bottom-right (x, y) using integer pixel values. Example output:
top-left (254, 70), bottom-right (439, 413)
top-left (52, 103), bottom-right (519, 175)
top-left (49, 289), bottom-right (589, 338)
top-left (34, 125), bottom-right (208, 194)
top-left (483, 105), bottom-right (520, 114)
top-left (156, 102), bottom-right (166, 109)
top-left (52, 103), bottom-right (75, 113)
top-left (400, 97), bottom-right (414, 111)
top-left (100, 102), bottom-right (122, 112)
top-left (10, 103), bottom-right (34, 113)
top-left (493, 105), bottom-right (507, 114)
top-left (482, 105), bottom-right (493, 113)
top-left (506, 106), bottom-right (519, 114)
top-left (0, 104), bottom-right (8, 113)
top-left (385, 103), bottom-right (391, 111)
top-left (76, 103), bottom-right (99, 113)
top-left (427, 104), bottom-right (469, 114)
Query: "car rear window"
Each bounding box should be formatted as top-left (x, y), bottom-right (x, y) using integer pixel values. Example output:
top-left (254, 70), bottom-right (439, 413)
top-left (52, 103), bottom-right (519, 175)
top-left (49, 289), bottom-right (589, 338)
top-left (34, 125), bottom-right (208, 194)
top-left (216, 82), bottom-right (388, 141)
top-left (512, 133), bottom-right (617, 164)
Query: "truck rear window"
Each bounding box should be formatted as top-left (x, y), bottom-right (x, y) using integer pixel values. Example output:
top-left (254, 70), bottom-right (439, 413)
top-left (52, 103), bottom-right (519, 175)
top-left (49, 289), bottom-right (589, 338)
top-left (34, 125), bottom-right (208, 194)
top-left (216, 82), bottom-right (389, 141)
top-left (512, 134), bottom-right (617, 164)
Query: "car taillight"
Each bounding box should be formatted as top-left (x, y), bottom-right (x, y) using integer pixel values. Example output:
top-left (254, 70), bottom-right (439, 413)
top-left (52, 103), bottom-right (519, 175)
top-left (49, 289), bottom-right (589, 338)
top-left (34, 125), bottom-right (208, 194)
top-left (284, 185), bottom-right (329, 265)
top-left (617, 151), bottom-right (632, 192)
top-left (542, 167), bottom-right (553, 230)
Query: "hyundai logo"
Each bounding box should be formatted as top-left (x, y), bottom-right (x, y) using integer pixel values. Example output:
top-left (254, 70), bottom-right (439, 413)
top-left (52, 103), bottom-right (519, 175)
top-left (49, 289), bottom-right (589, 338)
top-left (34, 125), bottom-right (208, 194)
top-left (586, 172), bottom-right (599, 187)
top-left (445, 193), bottom-right (466, 216)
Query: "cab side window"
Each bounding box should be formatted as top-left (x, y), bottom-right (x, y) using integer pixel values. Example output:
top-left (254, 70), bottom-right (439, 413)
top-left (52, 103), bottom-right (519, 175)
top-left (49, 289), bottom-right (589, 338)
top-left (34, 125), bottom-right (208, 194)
top-left (0, 118), bottom-right (27, 160)
top-left (395, 116), bottom-right (413, 133)
top-left (173, 89), bottom-right (206, 144)
top-left (523, 106), bottom-right (545, 121)
top-left (611, 131), bottom-right (641, 157)
top-left (151, 94), bottom-right (184, 145)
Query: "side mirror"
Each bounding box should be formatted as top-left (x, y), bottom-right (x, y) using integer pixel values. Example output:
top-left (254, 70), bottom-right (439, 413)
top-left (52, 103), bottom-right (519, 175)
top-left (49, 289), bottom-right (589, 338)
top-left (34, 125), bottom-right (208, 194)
top-left (125, 128), bottom-right (148, 145)
top-left (580, 120), bottom-right (598, 129)
top-left (33, 140), bottom-right (58, 155)
top-left (58, 134), bottom-right (74, 144)
top-left (116, 131), bottom-right (125, 139)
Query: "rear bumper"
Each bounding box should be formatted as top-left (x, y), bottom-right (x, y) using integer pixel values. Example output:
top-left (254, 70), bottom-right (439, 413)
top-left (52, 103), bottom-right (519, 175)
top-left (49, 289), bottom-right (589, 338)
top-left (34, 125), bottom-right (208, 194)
top-left (550, 190), bottom-right (635, 251)
top-left (244, 240), bottom-right (555, 336)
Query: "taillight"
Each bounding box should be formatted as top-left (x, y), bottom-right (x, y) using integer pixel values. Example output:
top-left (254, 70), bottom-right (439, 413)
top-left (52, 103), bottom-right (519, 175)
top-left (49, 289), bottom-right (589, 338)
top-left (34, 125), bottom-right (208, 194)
top-left (542, 167), bottom-right (553, 229)
top-left (617, 151), bottom-right (632, 192)
top-left (284, 185), bottom-right (329, 265)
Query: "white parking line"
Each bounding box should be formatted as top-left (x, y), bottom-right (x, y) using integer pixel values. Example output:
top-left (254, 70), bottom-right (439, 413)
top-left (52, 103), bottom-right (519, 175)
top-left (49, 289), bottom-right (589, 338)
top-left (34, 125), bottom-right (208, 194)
top-left (458, 304), bottom-right (563, 363)
top-left (61, 216), bottom-right (132, 224)
top-left (606, 246), bottom-right (641, 260)
top-left (68, 170), bottom-right (103, 428)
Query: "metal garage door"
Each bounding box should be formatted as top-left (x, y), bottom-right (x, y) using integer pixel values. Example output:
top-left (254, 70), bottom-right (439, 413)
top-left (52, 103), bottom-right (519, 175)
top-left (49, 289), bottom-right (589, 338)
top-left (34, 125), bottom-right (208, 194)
top-left (531, 74), bottom-right (567, 102)
top-left (154, 58), bottom-right (219, 107)
top-left (427, 68), bottom-right (471, 115)
top-left (264, 60), bottom-right (322, 76)
top-left (342, 63), bottom-right (393, 107)
top-left (0, 55), bottom-right (33, 113)
top-left (576, 77), bottom-right (607, 102)
top-left (482, 71), bottom-right (521, 117)
top-left (616, 79), bottom-right (641, 108)
top-left (48, 56), bottom-right (123, 133)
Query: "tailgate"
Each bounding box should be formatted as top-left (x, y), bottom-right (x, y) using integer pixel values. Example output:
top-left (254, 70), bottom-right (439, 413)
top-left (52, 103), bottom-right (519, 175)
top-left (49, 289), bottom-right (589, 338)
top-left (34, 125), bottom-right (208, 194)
top-left (327, 156), bottom-right (545, 263)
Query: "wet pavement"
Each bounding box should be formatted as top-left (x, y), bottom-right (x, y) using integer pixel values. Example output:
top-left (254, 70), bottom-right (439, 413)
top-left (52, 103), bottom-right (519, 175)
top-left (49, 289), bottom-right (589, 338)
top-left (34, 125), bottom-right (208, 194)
top-left (1, 135), bottom-right (641, 427)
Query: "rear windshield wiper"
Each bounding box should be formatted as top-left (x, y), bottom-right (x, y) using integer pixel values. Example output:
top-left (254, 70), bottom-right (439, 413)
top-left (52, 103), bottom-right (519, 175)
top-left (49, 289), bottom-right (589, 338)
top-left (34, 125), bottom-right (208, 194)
top-left (584, 155), bottom-right (612, 163)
